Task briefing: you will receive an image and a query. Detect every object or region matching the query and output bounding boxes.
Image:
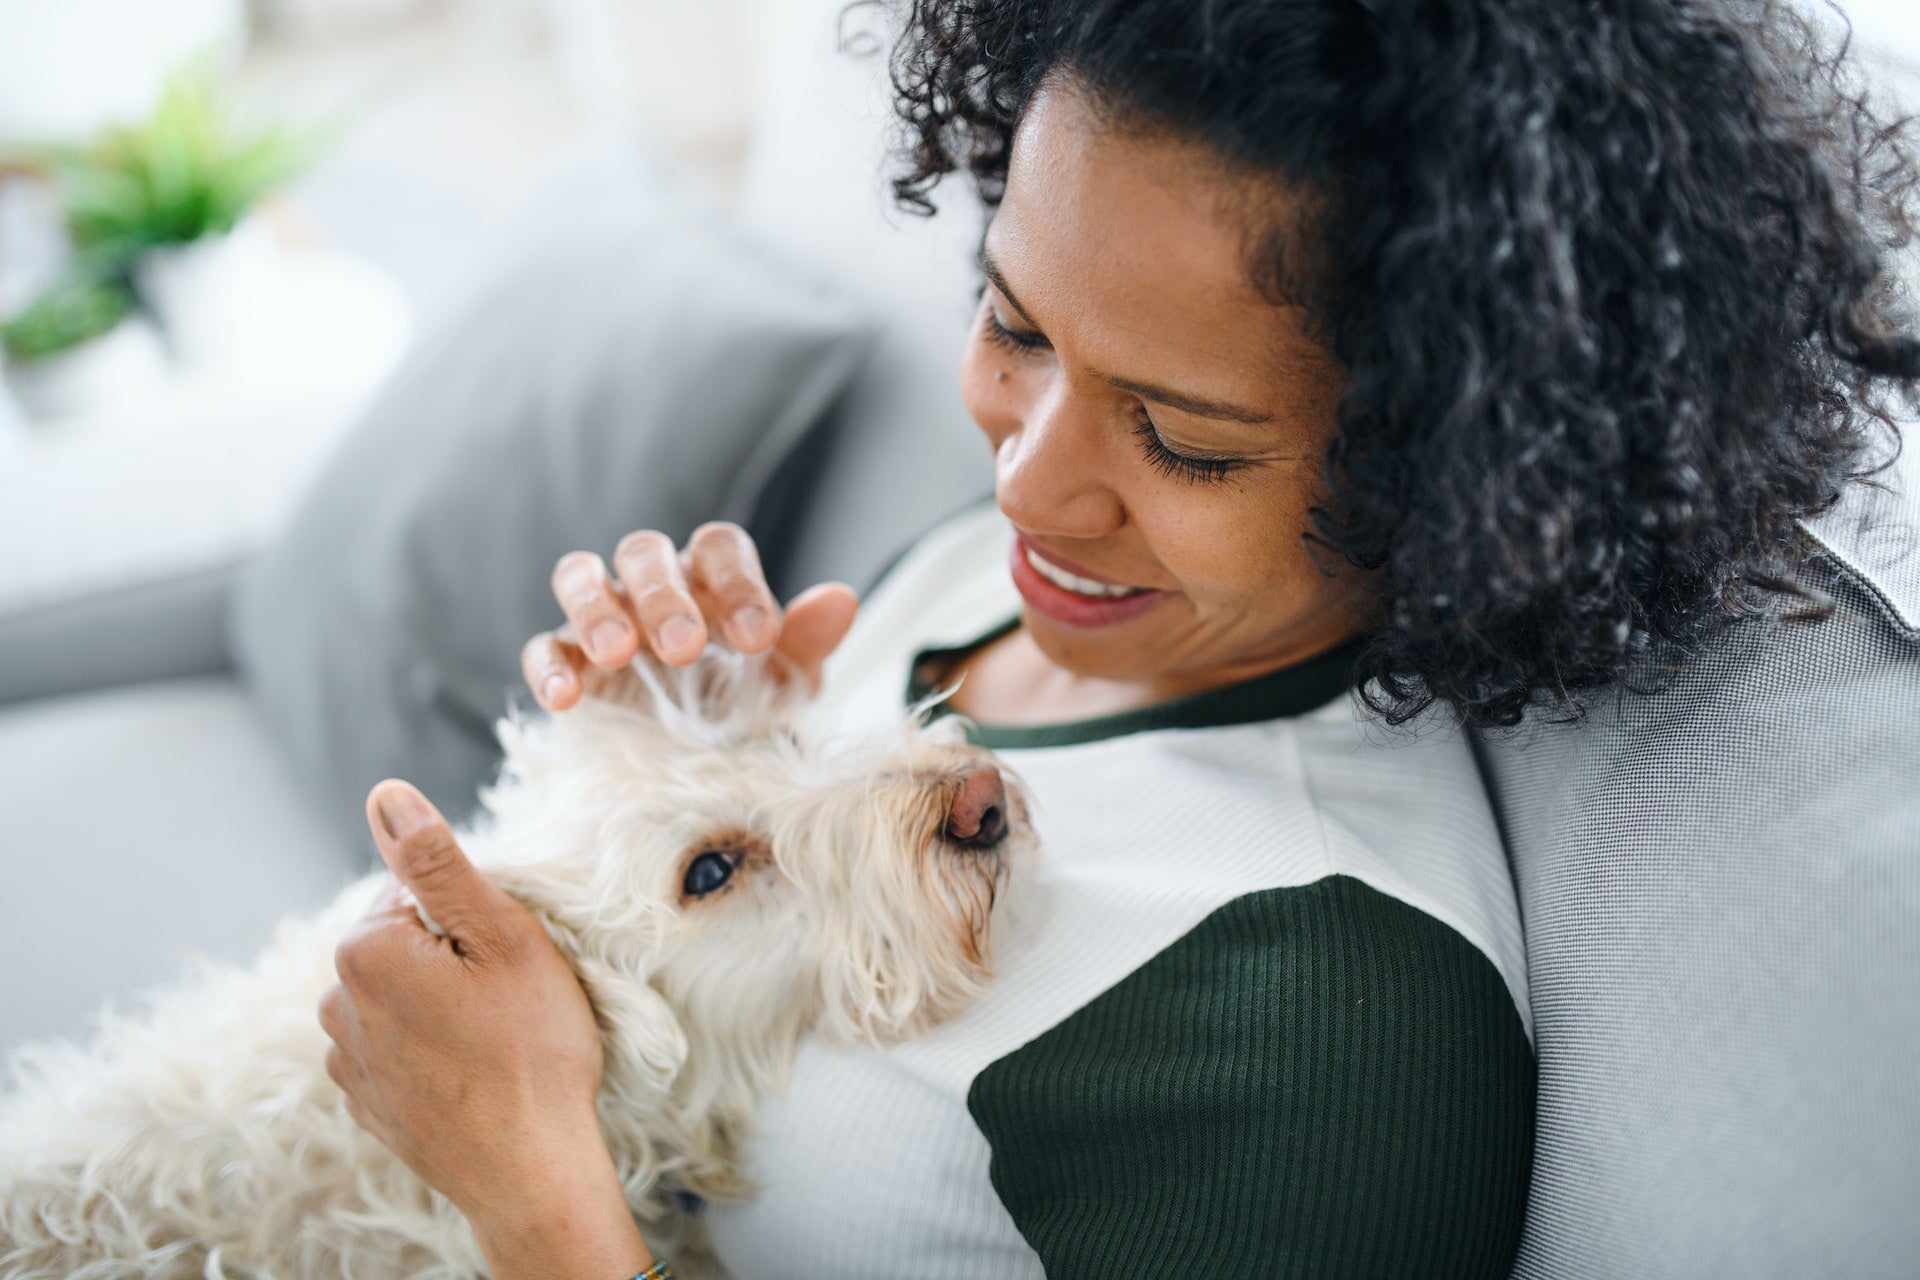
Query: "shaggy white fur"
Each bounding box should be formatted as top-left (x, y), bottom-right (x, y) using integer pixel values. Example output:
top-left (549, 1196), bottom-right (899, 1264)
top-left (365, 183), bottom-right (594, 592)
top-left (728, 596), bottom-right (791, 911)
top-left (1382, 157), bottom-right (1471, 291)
top-left (0, 650), bottom-right (1032, 1279)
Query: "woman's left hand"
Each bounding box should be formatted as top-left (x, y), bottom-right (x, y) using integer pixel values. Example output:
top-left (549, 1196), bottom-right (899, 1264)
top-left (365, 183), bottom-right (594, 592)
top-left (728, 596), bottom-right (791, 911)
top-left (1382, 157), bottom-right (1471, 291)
top-left (320, 779), bottom-right (654, 1277)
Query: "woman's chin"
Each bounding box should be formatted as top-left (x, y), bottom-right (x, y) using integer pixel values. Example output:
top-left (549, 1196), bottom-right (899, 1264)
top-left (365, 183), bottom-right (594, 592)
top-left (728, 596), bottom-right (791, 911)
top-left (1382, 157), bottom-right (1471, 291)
top-left (1018, 607), bottom-right (1181, 688)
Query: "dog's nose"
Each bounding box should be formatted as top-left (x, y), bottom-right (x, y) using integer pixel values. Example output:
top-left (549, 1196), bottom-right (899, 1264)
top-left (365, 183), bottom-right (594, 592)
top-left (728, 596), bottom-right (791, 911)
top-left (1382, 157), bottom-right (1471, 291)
top-left (945, 763), bottom-right (1009, 851)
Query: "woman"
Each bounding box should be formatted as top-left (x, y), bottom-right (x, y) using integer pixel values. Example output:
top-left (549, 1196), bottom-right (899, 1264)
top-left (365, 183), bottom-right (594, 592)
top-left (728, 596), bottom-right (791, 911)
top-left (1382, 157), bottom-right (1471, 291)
top-left (318, 1), bottom-right (1918, 1276)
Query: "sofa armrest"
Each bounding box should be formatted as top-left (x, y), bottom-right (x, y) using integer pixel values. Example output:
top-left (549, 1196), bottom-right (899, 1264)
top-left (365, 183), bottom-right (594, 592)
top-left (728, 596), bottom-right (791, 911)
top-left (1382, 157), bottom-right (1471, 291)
top-left (0, 559), bottom-right (240, 706)
top-left (0, 674), bottom-right (363, 1055)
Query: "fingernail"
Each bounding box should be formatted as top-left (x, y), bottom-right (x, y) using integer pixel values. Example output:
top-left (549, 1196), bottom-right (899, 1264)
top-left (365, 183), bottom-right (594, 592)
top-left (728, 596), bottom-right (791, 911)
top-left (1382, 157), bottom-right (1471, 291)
top-left (732, 606), bottom-right (770, 644)
top-left (589, 620), bottom-right (630, 661)
top-left (542, 673), bottom-right (570, 705)
top-left (659, 615), bottom-right (700, 654)
top-left (376, 785), bottom-right (434, 840)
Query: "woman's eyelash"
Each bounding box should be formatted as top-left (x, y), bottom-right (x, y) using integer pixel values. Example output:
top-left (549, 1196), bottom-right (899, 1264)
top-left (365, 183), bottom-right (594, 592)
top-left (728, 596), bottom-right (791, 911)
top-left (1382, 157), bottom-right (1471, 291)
top-left (981, 307), bottom-right (1050, 354)
top-left (978, 303), bottom-right (1238, 484)
top-left (1133, 415), bottom-right (1238, 484)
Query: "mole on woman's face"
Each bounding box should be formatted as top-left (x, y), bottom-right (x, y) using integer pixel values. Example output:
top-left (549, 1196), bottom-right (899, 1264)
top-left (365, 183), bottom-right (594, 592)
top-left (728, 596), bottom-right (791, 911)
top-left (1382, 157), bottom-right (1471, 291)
top-left (959, 78), bottom-right (1375, 697)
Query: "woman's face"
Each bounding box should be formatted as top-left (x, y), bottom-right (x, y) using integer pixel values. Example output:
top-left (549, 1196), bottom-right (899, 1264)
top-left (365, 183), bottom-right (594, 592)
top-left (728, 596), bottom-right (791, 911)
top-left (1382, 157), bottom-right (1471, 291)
top-left (960, 80), bottom-right (1375, 697)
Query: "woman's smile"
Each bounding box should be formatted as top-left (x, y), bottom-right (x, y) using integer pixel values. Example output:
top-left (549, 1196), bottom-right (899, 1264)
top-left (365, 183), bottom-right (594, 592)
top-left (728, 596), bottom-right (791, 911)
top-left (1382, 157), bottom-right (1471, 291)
top-left (957, 77), bottom-right (1371, 705)
top-left (1008, 532), bottom-right (1169, 629)
top-left (1018, 536), bottom-right (1142, 596)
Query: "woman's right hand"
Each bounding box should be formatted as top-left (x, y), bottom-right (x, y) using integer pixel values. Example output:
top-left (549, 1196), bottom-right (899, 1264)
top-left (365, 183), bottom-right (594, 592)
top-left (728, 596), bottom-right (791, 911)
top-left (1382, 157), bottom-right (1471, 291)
top-left (520, 520), bottom-right (859, 711)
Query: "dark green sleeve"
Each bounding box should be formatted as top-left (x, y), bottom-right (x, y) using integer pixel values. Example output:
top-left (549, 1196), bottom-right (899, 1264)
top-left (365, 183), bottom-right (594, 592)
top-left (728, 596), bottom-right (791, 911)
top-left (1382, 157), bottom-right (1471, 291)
top-left (966, 875), bottom-right (1535, 1279)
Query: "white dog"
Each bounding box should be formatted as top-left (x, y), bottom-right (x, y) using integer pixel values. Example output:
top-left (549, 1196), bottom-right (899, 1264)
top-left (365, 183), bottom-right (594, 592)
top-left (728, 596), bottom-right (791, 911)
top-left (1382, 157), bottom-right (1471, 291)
top-left (0, 649), bottom-right (1031, 1279)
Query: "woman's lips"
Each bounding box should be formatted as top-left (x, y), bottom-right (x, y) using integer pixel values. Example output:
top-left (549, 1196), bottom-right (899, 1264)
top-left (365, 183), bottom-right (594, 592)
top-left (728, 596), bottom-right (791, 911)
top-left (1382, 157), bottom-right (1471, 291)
top-left (1008, 533), bottom-right (1169, 629)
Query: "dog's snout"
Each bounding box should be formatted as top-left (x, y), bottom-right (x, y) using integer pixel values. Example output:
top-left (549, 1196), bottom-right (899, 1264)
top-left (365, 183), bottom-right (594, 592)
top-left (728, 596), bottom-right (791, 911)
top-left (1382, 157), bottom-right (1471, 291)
top-left (945, 763), bottom-right (1009, 851)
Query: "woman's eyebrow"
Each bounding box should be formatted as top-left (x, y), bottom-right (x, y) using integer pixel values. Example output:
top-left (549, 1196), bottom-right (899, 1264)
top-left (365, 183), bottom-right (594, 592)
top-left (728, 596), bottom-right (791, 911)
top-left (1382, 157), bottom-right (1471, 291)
top-left (1105, 375), bottom-right (1274, 426)
top-left (979, 247), bottom-right (1275, 426)
top-left (978, 249), bottom-right (1035, 321)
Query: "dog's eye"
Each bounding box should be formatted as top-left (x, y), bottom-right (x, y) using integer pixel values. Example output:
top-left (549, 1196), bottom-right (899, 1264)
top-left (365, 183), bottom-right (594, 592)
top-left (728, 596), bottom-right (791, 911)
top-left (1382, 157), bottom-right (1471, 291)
top-left (683, 850), bottom-right (739, 897)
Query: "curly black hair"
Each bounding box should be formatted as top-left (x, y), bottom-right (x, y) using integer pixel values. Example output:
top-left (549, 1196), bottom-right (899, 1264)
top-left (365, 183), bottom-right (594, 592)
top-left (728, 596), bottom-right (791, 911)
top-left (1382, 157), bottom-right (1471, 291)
top-left (873, 0), bottom-right (1920, 727)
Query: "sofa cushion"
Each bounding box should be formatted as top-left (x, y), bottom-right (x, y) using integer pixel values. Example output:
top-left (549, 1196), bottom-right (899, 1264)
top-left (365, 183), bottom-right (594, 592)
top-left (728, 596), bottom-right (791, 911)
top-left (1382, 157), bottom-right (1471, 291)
top-left (728, 0), bottom-right (997, 597)
top-left (0, 560), bottom-right (236, 705)
top-left (1476, 469), bottom-right (1920, 1278)
top-left (229, 161), bottom-right (873, 842)
top-left (0, 676), bottom-right (356, 1058)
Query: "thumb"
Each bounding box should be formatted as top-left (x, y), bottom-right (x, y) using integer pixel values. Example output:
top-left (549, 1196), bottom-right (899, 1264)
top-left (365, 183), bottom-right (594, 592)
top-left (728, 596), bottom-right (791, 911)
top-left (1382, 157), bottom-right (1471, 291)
top-left (365, 779), bottom-right (510, 951)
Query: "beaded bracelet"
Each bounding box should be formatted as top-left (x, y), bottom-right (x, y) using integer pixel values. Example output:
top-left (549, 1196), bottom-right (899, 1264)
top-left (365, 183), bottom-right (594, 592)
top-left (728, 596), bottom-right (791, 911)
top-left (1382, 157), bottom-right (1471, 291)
top-left (630, 1263), bottom-right (676, 1280)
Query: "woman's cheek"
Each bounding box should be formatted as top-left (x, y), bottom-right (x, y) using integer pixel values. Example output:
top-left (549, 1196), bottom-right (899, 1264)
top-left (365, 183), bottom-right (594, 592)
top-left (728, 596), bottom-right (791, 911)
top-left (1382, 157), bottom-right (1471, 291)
top-left (959, 336), bottom-right (1018, 446)
top-left (1152, 480), bottom-right (1317, 603)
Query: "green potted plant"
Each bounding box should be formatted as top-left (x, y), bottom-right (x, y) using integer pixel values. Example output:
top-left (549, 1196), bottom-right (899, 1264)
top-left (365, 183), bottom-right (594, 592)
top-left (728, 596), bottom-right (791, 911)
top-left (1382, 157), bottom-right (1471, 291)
top-left (12, 62), bottom-right (325, 380)
top-left (0, 264), bottom-right (167, 422)
top-left (55, 68), bottom-right (314, 252)
top-left (70, 65), bottom-right (323, 366)
top-left (1, 272), bottom-right (132, 364)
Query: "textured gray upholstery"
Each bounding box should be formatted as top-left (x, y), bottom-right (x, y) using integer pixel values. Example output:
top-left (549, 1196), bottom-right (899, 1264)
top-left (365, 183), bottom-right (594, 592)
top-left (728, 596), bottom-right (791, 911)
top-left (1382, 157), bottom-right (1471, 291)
top-left (1477, 476), bottom-right (1920, 1277)
top-left (0, 561), bottom-right (238, 707)
top-left (228, 162), bottom-right (874, 846)
top-left (0, 677), bottom-right (357, 1054)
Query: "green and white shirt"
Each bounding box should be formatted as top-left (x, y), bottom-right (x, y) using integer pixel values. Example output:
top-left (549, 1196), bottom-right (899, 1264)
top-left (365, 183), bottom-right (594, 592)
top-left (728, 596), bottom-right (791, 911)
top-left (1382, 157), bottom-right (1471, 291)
top-left (704, 505), bottom-right (1535, 1280)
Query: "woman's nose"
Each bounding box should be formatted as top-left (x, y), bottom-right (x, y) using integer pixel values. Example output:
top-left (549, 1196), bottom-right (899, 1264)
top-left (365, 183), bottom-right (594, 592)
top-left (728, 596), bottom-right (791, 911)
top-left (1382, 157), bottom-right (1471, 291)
top-left (993, 380), bottom-right (1124, 537)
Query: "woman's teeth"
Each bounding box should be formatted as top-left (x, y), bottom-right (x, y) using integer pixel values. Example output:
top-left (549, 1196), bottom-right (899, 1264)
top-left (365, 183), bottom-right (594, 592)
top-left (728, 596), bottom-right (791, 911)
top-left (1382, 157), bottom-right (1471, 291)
top-left (1024, 547), bottom-right (1141, 598)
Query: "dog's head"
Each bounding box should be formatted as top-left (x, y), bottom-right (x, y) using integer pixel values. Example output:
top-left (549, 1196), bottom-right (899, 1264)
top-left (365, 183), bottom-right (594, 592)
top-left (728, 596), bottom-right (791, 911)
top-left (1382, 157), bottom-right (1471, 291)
top-left (473, 647), bottom-right (1034, 1102)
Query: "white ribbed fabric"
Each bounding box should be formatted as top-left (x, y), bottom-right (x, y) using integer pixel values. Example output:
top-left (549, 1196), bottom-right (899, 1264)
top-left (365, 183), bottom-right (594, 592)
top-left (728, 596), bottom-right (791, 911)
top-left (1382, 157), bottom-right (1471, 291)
top-left (703, 504), bottom-right (1528, 1280)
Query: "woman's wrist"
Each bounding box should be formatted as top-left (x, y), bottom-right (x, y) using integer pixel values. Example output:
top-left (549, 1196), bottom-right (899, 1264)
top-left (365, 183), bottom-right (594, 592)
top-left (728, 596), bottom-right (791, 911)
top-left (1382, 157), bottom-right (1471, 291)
top-left (463, 1124), bottom-right (653, 1280)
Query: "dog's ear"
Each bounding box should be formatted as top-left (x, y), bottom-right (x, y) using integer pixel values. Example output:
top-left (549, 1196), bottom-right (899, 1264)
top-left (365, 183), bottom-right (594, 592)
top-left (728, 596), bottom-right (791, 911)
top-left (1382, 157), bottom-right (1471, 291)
top-left (572, 954), bottom-right (689, 1105)
top-left (569, 953), bottom-right (699, 1202)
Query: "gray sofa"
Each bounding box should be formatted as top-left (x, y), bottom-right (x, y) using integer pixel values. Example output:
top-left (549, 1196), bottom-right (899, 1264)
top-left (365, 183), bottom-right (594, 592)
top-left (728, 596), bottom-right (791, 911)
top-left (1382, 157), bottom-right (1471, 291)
top-left (2, 1), bottom-right (1916, 1275)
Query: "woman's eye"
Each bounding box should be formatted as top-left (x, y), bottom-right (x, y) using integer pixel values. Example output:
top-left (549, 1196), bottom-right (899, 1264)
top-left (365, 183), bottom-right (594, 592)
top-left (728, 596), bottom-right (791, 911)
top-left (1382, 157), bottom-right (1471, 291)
top-left (1133, 414), bottom-right (1239, 484)
top-left (683, 850), bottom-right (739, 897)
top-left (980, 304), bottom-right (1049, 355)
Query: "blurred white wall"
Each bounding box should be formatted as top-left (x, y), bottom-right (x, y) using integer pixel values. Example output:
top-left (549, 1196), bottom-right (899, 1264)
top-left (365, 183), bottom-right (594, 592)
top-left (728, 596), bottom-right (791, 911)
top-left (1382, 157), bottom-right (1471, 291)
top-left (0, 0), bottom-right (748, 155)
top-left (247, 0), bottom-right (437, 39)
top-left (0, 0), bottom-right (246, 144)
top-left (2, 0), bottom-right (1917, 313)
top-left (1836, 0), bottom-right (1920, 66)
top-left (3, 0), bottom-right (1915, 161)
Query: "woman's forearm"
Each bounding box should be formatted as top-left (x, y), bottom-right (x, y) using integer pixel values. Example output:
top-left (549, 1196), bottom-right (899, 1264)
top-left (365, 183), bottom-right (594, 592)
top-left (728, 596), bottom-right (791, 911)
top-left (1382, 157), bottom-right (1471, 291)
top-left (465, 1134), bottom-right (655, 1280)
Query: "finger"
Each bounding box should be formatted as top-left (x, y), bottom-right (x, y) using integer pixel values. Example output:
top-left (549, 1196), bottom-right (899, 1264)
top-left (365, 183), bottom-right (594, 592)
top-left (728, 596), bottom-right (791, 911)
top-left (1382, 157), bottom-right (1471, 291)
top-left (521, 630), bottom-right (587, 711)
top-left (337, 1081), bottom-right (381, 1143)
top-left (365, 876), bottom-right (417, 921)
top-left (365, 780), bottom-right (514, 954)
top-left (317, 983), bottom-right (354, 1044)
top-left (774, 583), bottom-right (860, 692)
top-left (347, 875), bottom-right (429, 932)
top-left (612, 530), bottom-right (707, 665)
top-left (548, 626), bottom-right (617, 702)
top-left (322, 1032), bottom-right (375, 1099)
top-left (332, 911), bottom-right (427, 1003)
top-left (326, 1045), bottom-right (375, 1113)
top-left (324, 1043), bottom-right (355, 1094)
top-left (551, 551), bottom-right (638, 669)
top-left (683, 522), bottom-right (780, 653)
